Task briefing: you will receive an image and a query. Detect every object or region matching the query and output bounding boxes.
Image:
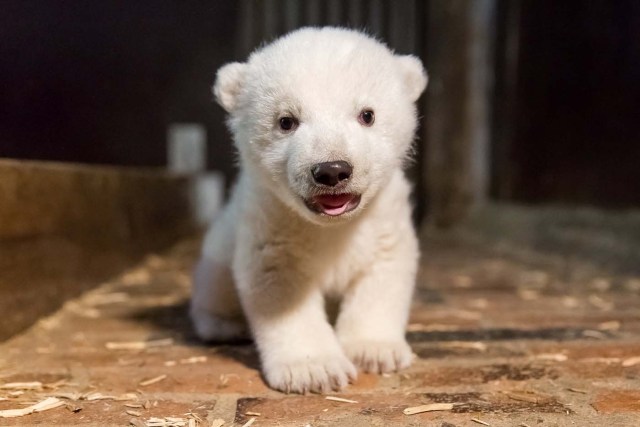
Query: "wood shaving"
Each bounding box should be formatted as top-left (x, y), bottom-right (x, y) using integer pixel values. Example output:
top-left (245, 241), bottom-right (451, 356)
top-left (180, 356), bottom-right (207, 364)
top-left (145, 417), bottom-right (188, 427)
top-left (139, 374), bottom-right (168, 387)
top-left (187, 412), bottom-right (203, 423)
top-left (209, 419), bottom-right (225, 427)
top-left (471, 418), bottom-right (491, 426)
top-left (325, 396), bottom-right (358, 403)
top-left (164, 357), bottom-right (207, 367)
top-left (622, 356), bottom-right (640, 367)
top-left (403, 403), bottom-right (454, 415)
top-left (121, 269), bottom-right (152, 286)
top-left (504, 391), bottom-right (552, 404)
top-left (116, 393), bottom-right (140, 401)
top-left (218, 374), bottom-right (239, 386)
top-left (127, 410), bottom-right (143, 417)
top-left (106, 338), bottom-right (174, 351)
top-left (567, 387), bottom-right (588, 394)
top-left (126, 403), bottom-right (144, 408)
top-left (64, 300), bottom-right (101, 318)
top-left (130, 419), bottom-right (147, 427)
top-left (83, 292), bottom-right (130, 306)
top-left (597, 320), bottom-right (621, 331)
top-left (0, 397), bottom-right (65, 418)
top-left (85, 392), bottom-right (113, 401)
top-left (241, 418), bottom-right (256, 427)
top-left (582, 330), bottom-right (608, 339)
top-left (188, 419), bottom-right (196, 427)
top-left (85, 392), bottom-right (138, 401)
top-left (244, 411), bottom-right (261, 416)
top-left (439, 341), bottom-right (487, 352)
top-left (535, 353), bottom-right (568, 362)
top-left (581, 357), bottom-right (620, 364)
top-left (0, 381), bottom-right (43, 390)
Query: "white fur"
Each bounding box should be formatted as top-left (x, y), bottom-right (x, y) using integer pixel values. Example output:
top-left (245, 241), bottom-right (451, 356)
top-left (191, 27), bottom-right (426, 394)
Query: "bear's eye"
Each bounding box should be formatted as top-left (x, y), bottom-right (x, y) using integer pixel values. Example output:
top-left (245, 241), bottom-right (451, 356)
top-left (279, 116), bottom-right (299, 132)
top-left (358, 109), bottom-right (375, 126)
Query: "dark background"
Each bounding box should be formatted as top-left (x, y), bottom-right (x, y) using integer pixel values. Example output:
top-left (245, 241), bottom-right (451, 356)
top-left (494, 0), bottom-right (640, 207)
top-left (1, 0), bottom-right (639, 208)
top-left (0, 1), bottom-right (237, 174)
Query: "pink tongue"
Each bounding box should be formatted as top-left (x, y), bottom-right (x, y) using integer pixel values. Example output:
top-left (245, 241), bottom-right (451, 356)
top-left (314, 194), bottom-right (354, 216)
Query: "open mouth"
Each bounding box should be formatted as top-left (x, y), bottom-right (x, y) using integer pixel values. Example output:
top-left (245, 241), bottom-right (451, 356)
top-left (305, 193), bottom-right (361, 216)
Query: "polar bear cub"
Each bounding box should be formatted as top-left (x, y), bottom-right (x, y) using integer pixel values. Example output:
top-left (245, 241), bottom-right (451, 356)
top-left (191, 27), bottom-right (427, 394)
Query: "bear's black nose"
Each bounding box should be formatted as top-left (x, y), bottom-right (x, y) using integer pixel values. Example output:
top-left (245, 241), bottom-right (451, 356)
top-left (311, 161), bottom-right (353, 187)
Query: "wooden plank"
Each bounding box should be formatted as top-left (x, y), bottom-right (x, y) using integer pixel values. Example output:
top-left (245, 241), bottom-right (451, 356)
top-left (423, 0), bottom-right (496, 227)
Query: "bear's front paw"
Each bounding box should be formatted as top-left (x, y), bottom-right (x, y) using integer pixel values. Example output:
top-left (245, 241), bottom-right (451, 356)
top-left (263, 353), bottom-right (357, 394)
top-left (341, 339), bottom-right (414, 374)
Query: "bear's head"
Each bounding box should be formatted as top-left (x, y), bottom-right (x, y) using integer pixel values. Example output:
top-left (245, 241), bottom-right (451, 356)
top-left (214, 27), bottom-right (427, 225)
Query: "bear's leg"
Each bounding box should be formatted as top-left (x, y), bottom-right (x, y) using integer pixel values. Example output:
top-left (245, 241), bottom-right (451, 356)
top-left (190, 257), bottom-right (248, 342)
top-left (236, 262), bottom-right (357, 393)
top-left (335, 239), bottom-right (418, 373)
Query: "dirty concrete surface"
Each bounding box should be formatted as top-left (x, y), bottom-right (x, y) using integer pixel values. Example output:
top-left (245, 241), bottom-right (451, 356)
top-left (1, 233), bottom-right (640, 426)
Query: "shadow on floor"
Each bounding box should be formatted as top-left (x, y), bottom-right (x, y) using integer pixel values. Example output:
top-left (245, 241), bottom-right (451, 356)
top-left (407, 327), bottom-right (612, 343)
top-left (127, 299), bottom-right (261, 371)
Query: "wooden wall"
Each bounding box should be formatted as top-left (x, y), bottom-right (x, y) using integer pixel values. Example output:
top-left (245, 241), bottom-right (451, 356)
top-left (492, 0), bottom-right (640, 208)
top-left (2, 1), bottom-right (638, 225)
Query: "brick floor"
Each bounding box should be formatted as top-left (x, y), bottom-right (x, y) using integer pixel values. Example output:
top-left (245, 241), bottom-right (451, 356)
top-left (1, 236), bottom-right (639, 426)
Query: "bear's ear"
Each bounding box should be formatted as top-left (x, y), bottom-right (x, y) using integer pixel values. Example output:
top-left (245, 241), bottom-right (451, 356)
top-left (213, 62), bottom-right (247, 113)
top-left (396, 55), bottom-right (428, 102)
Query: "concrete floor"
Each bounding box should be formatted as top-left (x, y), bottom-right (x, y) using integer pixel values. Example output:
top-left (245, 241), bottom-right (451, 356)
top-left (1, 235), bottom-right (640, 426)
